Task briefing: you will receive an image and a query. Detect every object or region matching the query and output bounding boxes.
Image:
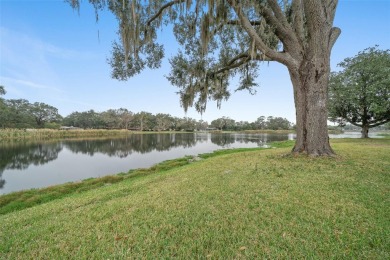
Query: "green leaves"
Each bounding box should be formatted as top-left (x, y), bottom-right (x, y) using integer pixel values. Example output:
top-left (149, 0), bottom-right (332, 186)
top-left (0, 86), bottom-right (5, 96)
top-left (328, 46), bottom-right (390, 129)
top-left (68, 1), bottom-right (279, 114)
top-left (0, 93), bottom-right (62, 129)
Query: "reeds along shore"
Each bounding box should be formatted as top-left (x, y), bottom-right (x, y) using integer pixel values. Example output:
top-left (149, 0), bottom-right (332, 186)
top-left (0, 128), bottom-right (346, 141)
top-left (0, 129), bottom-right (134, 140)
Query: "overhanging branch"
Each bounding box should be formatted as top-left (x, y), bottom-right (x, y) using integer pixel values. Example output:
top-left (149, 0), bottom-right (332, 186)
top-left (209, 51), bottom-right (275, 77)
top-left (213, 20), bottom-right (262, 36)
top-left (212, 55), bottom-right (251, 76)
top-left (227, 0), bottom-right (295, 67)
top-left (226, 20), bottom-right (262, 26)
top-left (146, 0), bottom-right (185, 26)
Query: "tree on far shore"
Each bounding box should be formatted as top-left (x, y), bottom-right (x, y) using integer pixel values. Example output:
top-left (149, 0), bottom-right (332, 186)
top-left (30, 102), bottom-right (62, 128)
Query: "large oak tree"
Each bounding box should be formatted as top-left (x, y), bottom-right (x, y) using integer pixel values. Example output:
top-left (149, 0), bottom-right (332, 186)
top-left (68, 0), bottom-right (341, 156)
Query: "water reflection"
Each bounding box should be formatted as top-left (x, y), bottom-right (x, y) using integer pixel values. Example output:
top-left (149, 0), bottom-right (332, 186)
top-left (209, 133), bottom-right (291, 147)
top-left (62, 133), bottom-right (201, 157)
top-left (0, 133), bottom-right (291, 194)
top-left (2, 131), bottom-right (381, 193)
top-left (0, 142), bottom-right (62, 189)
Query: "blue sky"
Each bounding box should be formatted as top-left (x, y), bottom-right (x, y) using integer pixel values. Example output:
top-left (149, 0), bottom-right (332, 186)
top-left (0, 0), bottom-right (389, 123)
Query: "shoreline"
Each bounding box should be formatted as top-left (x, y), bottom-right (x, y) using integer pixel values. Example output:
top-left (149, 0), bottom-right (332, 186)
top-left (1, 143), bottom-right (287, 215)
top-left (0, 128), bottom-right (351, 142)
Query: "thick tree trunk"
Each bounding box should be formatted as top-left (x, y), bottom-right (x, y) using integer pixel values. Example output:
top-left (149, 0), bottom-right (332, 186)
top-left (361, 125), bottom-right (369, 138)
top-left (288, 58), bottom-right (335, 156)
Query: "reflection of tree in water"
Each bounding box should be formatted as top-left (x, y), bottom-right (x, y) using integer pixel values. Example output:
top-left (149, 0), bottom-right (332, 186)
top-left (0, 170), bottom-right (4, 189)
top-left (64, 133), bottom-right (199, 156)
top-left (234, 134), bottom-right (269, 146)
top-left (194, 133), bottom-right (209, 143)
top-left (210, 133), bottom-right (236, 147)
top-left (0, 133), bottom-right (290, 190)
top-left (234, 134), bottom-right (289, 146)
top-left (63, 138), bottom-right (131, 158)
top-left (0, 142), bottom-right (63, 189)
top-left (210, 133), bottom-right (290, 147)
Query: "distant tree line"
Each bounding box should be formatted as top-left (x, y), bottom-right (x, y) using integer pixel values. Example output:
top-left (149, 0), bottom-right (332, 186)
top-left (0, 86), bottom-right (62, 129)
top-left (62, 110), bottom-right (206, 131)
top-left (1, 86), bottom-right (293, 131)
top-left (210, 116), bottom-right (292, 131)
top-left (63, 110), bottom-right (293, 131)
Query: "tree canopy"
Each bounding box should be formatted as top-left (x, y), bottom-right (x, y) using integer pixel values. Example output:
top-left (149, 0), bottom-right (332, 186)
top-left (328, 46), bottom-right (390, 138)
top-left (0, 86), bottom-right (5, 96)
top-left (0, 87), bottom-right (63, 129)
top-left (30, 102), bottom-right (62, 127)
top-left (68, 0), bottom-right (340, 156)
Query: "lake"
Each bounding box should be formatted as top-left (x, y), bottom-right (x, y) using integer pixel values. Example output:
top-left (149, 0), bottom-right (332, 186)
top-left (0, 131), bottom-right (383, 194)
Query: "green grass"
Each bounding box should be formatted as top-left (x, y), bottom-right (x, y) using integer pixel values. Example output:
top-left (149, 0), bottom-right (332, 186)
top-left (0, 147), bottom-right (268, 215)
top-left (0, 139), bottom-right (389, 258)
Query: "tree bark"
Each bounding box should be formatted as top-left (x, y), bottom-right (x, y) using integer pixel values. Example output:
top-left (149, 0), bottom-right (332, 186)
top-left (361, 125), bottom-right (369, 138)
top-left (282, 0), bottom-right (340, 156)
top-left (288, 57), bottom-right (335, 156)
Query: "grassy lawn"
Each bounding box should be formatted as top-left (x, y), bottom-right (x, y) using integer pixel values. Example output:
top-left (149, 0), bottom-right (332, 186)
top-left (0, 139), bottom-right (389, 258)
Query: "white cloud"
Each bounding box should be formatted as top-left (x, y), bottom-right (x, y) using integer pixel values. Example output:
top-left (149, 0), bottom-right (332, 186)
top-left (0, 27), bottom-right (97, 61)
top-left (0, 76), bottom-right (63, 93)
top-left (0, 27), bottom-right (99, 100)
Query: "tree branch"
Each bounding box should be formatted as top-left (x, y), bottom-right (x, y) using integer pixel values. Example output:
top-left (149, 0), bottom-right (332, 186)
top-left (344, 114), bottom-right (390, 128)
top-left (369, 118), bottom-right (390, 128)
top-left (260, 1), bottom-right (299, 51)
top-left (326, 0), bottom-right (339, 22)
top-left (266, 0), bottom-right (292, 30)
top-left (211, 53), bottom-right (251, 76)
top-left (328, 27), bottom-right (341, 52)
top-left (146, 0), bottom-right (185, 26)
top-left (213, 20), bottom-right (262, 35)
top-left (291, 0), bottom-right (306, 47)
top-left (226, 20), bottom-right (262, 26)
top-left (345, 119), bottom-right (362, 128)
top-left (226, 0), bottom-right (296, 67)
top-left (210, 51), bottom-right (275, 77)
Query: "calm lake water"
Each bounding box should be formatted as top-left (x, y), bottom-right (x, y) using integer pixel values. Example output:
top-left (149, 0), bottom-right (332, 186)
top-left (0, 131), bottom-right (383, 195)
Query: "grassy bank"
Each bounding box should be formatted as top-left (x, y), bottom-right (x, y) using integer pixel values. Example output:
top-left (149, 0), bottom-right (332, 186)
top-left (1, 139), bottom-right (389, 258)
top-left (0, 146), bottom-right (274, 215)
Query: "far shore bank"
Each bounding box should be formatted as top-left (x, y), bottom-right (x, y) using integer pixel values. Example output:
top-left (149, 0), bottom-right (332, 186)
top-left (0, 128), bottom-right (352, 141)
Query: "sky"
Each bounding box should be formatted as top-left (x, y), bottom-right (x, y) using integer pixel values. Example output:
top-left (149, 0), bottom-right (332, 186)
top-left (0, 0), bottom-right (389, 124)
